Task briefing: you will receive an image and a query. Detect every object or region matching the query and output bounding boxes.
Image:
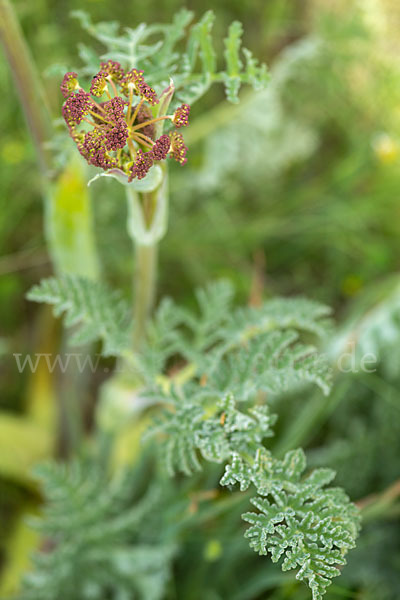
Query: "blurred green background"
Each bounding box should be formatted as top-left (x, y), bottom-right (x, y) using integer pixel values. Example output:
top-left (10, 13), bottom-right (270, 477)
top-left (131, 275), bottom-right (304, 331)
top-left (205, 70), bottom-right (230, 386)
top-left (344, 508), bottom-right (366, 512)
top-left (1, 0), bottom-right (400, 598)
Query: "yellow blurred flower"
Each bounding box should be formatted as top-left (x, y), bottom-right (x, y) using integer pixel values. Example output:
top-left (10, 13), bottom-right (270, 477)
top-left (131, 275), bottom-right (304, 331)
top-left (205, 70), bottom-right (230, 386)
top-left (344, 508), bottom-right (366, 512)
top-left (372, 133), bottom-right (399, 164)
top-left (204, 539), bottom-right (223, 562)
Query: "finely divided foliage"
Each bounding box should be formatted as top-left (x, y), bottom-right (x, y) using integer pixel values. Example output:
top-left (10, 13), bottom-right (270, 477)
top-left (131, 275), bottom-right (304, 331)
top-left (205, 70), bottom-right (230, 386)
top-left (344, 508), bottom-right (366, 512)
top-left (27, 276), bottom-right (359, 598)
top-left (71, 9), bottom-right (269, 104)
top-left (138, 280), bottom-right (333, 385)
top-left (221, 450), bottom-right (360, 600)
top-left (139, 283), bottom-right (359, 598)
top-left (20, 462), bottom-right (173, 600)
top-left (27, 275), bottom-right (131, 356)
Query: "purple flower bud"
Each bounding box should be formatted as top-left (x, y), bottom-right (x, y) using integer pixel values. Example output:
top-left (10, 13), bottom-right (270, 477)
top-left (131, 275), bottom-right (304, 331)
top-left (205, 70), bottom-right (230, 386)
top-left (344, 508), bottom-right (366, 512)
top-left (152, 135), bottom-right (171, 161)
top-left (169, 132), bottom-right (188, 165)
top-left (128, 149), bottom-right (154, 181)
top-left (120, 68), bottom-right (144, 96)
top-left (90, 71), bottom-right (108, 97)
top-left (105, 120), bottom-right (129, 151)
top-left (81, 128), bottom-right (117, 170)
top-left (103, 96), bottom-right (127, 122)
top-left (173, 103), bottom-right (190, 128)
top-left (121, 69), bottom-right (159, 105)
top-left (60, 72), bottom-right (79, 98)
top-left (62, 89), bottom-right (93, 126)
top-left (100, 60), bottom-right (125, 82)
top-left (136, 80), bottom-right (159, 106)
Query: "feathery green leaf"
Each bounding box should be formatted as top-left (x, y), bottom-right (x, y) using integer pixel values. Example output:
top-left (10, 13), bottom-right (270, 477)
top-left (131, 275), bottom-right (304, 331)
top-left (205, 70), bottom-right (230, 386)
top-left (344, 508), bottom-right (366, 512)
top-left (27, 275), bottom-right (131, 356)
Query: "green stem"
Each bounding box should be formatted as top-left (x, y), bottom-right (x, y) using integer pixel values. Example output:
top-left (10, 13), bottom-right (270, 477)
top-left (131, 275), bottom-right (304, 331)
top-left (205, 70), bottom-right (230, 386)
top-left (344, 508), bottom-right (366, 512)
top-left (358, 479), bottom-right (400, 522)
top-left (1, 1), bottom-right (102, 457)
top-left (0, 0), bottom-right (100, 280)
top-left (0, 0), bottom-right (53, 176)
top-left (126, 167), bottom-right (169, 353)
top-left (133, 240), bottom-right (158, 351)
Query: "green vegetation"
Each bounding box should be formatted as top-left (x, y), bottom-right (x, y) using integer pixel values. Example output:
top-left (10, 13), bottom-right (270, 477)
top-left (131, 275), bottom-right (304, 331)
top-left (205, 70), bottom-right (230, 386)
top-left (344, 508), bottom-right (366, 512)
top-left (0, 1), bottom-right (399, 599)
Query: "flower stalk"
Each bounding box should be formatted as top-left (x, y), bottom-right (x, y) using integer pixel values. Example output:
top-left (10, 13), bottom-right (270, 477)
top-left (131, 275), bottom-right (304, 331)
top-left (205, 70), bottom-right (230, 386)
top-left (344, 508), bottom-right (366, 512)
top-left (126, 167), bottom-right (168, 350)
top-left (132, 240), bottom-right (158, 351)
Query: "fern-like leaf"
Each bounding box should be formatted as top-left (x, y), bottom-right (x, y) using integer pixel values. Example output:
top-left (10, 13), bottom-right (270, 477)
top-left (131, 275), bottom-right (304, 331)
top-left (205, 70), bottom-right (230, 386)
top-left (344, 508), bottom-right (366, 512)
top-left (148, 389), bottom-right (277, 477)
top-left (220, 448), bottom-right (360, 600)
top-left (27, 275), bottom-right (131, 356)
top-left (223, 21), bottom-right (244, 102)
top-left (67, 9), bottom-right (269, 105)
top-left (205, 329), bottom-right (332, 398)
top-left (20, 461), bottom-right (174, 600)
top-left (143, 281), bottom-right (332, 477)
top-left (139, 281), bottom-right (332, 382)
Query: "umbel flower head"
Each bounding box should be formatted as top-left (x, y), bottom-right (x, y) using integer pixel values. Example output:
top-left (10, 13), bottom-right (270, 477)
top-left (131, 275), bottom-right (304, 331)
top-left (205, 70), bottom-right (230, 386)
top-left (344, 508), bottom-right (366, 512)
top-left (60, 63), bottom-right (190, 181)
